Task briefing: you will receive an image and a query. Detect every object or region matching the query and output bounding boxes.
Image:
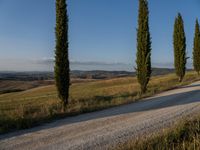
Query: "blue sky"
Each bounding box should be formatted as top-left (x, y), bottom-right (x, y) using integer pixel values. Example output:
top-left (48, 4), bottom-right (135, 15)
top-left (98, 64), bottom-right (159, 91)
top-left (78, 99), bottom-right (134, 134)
top-left (0, 0), bottom-right (199, 71)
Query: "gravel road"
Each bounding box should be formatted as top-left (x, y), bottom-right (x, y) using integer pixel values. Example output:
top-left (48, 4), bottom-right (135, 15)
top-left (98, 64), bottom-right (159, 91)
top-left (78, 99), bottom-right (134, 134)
top-left (1, 81), bottom-right (200, 150)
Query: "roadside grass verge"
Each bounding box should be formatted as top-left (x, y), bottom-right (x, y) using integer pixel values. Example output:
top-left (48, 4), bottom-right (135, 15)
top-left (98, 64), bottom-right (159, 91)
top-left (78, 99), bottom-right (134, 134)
top-left (116, 115), bottom-right (200, 150)
top-left (0, 71), bottom-right (199, 134)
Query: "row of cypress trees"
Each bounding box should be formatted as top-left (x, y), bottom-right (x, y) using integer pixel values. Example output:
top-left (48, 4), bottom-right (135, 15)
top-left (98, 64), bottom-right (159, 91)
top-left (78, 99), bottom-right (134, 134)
top-left (136, 0), bottom-right (200, 94)
top-left (55, 0), bottom-right (200, 108)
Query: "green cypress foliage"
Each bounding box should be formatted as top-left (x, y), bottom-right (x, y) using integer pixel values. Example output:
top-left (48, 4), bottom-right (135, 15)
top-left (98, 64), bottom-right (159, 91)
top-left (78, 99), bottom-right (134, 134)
top-left (193, 19), bottom-right (200, 75)
top-left (173, 13), bottom-right (187, 82)
top-left (136, 0), bottom-right (152, 94)
top-left (55, 0), bottom-right (70, 107)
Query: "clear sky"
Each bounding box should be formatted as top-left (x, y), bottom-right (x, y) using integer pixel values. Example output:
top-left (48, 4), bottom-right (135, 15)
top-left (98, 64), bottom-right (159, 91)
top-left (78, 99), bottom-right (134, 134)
top-left (0, 0), bottom-right (199, 71)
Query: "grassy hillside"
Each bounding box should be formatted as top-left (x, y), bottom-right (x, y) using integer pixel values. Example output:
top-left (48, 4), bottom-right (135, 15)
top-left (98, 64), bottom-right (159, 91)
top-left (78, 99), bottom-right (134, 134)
top-left (0, 80), bottom-right (54, 94)
top-left (0, 68), bottom-right (180, 94)
top-left (0, 71), bottom-right (199, 133)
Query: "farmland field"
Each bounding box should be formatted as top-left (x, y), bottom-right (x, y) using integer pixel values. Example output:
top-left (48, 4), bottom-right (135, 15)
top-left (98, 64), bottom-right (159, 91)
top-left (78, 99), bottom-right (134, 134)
top-left (0, 71), bottom-right (199, 133)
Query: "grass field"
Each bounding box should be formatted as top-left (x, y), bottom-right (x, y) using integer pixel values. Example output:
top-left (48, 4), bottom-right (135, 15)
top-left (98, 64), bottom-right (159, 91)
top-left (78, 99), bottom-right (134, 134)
top-left (0, 80), bottom-right (54, 94)
top-left (117, 114), bottom-right (200, 150)
top-left (0, 71), bottom-right (200, 134)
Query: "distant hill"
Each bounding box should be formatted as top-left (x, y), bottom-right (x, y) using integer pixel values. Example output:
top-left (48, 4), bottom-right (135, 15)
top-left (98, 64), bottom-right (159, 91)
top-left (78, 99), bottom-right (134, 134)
top-left (0, 68), bottom-right (181, 81)
top-left (0, 72), bottom-right (54, 81)
top-left (71, 68), bottom-right (177, 79)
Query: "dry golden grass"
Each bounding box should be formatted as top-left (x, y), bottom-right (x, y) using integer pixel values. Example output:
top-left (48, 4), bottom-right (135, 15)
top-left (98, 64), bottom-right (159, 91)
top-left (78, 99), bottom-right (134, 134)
top-left (0, 71), bottom-right (199, 133)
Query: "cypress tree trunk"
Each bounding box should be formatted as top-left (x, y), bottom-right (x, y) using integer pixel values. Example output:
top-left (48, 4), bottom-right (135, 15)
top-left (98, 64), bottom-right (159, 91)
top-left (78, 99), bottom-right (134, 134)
top-left (193, 19), bottom-right (200, 75)
top-left (55, 0), bottom-right (70, 109)
top-left (173, 13), bottom-right (187, 82)
top-left (136, 0), bottom-right (152, 94)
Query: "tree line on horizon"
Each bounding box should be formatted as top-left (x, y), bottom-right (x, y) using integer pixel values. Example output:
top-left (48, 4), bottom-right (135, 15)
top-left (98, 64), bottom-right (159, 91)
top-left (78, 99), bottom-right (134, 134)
top-left (55, 0), bottom-right (200, 108)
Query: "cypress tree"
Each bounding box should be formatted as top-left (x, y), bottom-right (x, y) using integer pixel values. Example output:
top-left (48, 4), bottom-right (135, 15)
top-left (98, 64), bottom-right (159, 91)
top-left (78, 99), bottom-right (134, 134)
top-left (136, 0), bottom-right (152, 94)
top-left (173, 13), bottom-right (187, 82)
top-left (193, 19), bottom-right (200, 75)
top-left (55, 0), bottom-right (70, 108)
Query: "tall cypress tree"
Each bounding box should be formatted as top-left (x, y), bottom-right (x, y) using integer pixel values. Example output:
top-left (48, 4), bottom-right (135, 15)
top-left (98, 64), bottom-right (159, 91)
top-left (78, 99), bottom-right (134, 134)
top-left (173, 13), bottom-right (187, 82)
top-left (136, 0), bottom-right (152, 94)
top-left (193, 19), bottom-right (200, 75)
top-left (55, 0), bottom-right (70, 108)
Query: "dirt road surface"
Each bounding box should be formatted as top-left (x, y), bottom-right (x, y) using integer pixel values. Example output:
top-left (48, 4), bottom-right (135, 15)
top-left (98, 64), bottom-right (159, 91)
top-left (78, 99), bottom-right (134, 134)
top-left (1, 81), bottom-right (200, 150)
